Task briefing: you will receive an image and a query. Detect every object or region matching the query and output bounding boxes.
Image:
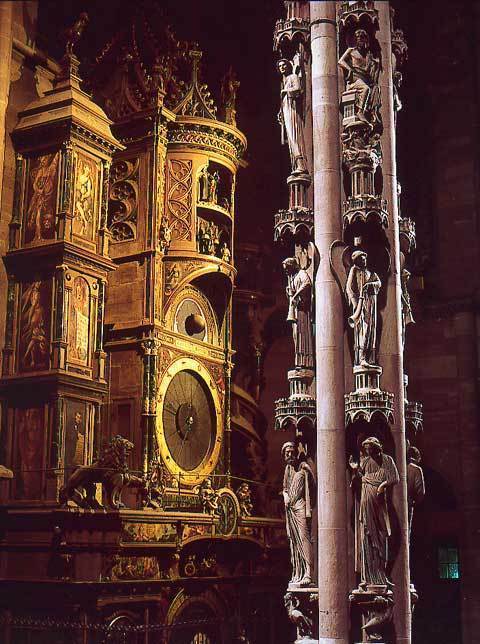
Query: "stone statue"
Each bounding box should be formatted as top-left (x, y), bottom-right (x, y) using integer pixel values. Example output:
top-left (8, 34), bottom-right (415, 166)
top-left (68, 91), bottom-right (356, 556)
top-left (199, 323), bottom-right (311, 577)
top-left (338, 29), bottom-right (381, 129)
top-left (401, 268), bottom-right (414, 352)
top-left (236, 482), bottom-right (253, 517)
top-left (407, 446), bottom-right (425, 540)
top-left (198, 478), bottom-right (219, 516)
top-left (349, 437), bottom-right (400, 588)
top-left (277, 58), bottom-right (308, 174)
top-left (283, 257), bottom-right (314, 369)
top-left (282, 441), bottom-right (315, 588)
top-left (346, 250), bottom-right (381, 368)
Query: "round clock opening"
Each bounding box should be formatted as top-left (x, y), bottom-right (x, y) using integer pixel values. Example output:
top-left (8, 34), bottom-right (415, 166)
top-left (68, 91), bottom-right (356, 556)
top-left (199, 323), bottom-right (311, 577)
top-left (185, 313), bottom-right (206, 336)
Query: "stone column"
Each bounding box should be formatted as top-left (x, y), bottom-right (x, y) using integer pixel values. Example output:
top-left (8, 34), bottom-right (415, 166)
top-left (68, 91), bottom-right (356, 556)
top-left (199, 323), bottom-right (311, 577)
top-left (376, 4), bottom-right (412, 643)
top-left (310, 3), bottom-right (349, 642)
top-left (0, 2), bottom-right (13, 217)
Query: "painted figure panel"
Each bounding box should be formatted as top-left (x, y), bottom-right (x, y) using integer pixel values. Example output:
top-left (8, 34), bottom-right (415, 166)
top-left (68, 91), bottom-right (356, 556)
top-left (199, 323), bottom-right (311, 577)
top-left (15, 407), bottom-right (45, 499)
top-left (19, 280), bottom-right (51, 372)
top-left (24, 152), bottom-right (59, 244)
top-left (68, 276), bottom-right (90, 365)
top-left (64, 399), bottom-right (89, 483)
top-left (73, 153), bottom-right (99, 240)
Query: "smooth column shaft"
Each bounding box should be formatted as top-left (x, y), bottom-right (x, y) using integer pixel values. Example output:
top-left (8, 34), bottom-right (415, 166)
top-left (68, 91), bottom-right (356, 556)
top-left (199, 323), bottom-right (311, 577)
top-left (310, 3), bottom-right (349, 643)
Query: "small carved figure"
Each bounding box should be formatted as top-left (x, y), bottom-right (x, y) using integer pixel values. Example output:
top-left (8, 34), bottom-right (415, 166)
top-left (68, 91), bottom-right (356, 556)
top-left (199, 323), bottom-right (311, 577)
top-left (142, 452), bottom-right (165, 510)
top-left (198, 478), bottom-right (219, 516)
top-left (210, 221), bottom-right (220, 254)
top-left (338, 29), bottom-right (381, 129)
top-left (220, 242), bottom-right (231, 263)
top-left (282, 442), bottom-right (315, 588)
top-left (283, 257), bottom-right (314, 369)
top-left (199, 553), bottom-right (217, 576)
top-left (349, 437), bottom-right (400, 588)
top-left (236, 482), bottom-right (253, 517)
top-left (401, 268), bottom-right (414, 352)
top-left (62, 12), bottom-right (89, 57)
top-left (209, 171), bottom-right (220, 204)
top-left (159, 216), bottom-right (172, 254)
top-left (199, 166), bottom-right (210, 202)
top-left (277, 58), bottom-right (308, 174)
top-left (221, 66), bottom-right (240, 127)
top-left (284, 592), bottom-right (313, 640)
top-left (198, 222), bottom-right (210, 254)
top-left (346, 251), bottom-right (381, 368)
top-left (59, 435), bottom-right (143, 510)
top-left (407, 446), bottom-right (425, 540)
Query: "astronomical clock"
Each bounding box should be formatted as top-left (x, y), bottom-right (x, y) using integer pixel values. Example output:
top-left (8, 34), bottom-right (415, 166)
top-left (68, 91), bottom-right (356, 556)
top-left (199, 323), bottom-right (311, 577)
top-left (0, 9), bottom-right (289, 644)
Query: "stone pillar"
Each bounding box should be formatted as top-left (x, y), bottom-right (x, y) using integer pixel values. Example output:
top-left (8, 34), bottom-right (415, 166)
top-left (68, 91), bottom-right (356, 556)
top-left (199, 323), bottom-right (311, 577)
top-left (310, 3), bottom-right (349, 642)
top-left (376, 4), bottom-right (412, 643)
top-left (0, 1), bottom-right (12, 215)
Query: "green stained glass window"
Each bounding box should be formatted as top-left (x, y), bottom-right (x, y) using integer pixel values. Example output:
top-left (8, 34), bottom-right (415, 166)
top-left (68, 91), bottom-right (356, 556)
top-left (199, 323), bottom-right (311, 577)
top-left (438, 546), bottom-right (460, 579)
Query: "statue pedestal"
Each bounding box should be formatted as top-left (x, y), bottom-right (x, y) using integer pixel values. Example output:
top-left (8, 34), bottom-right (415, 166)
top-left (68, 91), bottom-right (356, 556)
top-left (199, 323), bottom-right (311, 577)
top-left (284, 587), bottom-right (319, 644)
top-left (287, 172), bottom-right (311, 209)
top-left (345, 365), bottom-right (394, 424)
top-left (288, 368), bottom-right (315, 398)
top-left (350, 586), bottom-right (394, 644)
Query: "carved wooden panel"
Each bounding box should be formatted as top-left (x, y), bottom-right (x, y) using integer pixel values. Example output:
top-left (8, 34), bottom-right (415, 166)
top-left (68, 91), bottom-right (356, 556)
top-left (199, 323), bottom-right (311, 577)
top-left (166, 158), bottom-right (193, 241)
top-left (108, 157), bottom-right (139, 242)
top-left (18, 280), bottom-right (52, 373)
top-left (24, 152), bottom-right (60, 245)
top-left (72, 152), bottom-right (100, 241)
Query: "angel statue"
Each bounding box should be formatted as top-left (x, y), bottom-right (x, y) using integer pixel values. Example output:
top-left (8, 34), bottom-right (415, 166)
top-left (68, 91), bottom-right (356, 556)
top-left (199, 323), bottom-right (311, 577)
top-left (349, 437), bottom-right (399, 589)
top-left (277, 56), bottom-right (308, 174)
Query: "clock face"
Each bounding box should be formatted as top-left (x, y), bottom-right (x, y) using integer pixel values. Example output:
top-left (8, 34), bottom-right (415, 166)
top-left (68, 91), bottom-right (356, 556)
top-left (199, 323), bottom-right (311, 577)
top-left (157, 358), bottom-right (223, 485)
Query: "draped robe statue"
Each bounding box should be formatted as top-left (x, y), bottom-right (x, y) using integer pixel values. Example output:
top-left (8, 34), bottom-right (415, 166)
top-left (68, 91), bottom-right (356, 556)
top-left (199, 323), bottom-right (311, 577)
top-left (401, 268), bottom-right (414, 352)
top-left (346, 251), bottom-right (381, 368)
top-left (282, 442), bottom-right (315, 588)
top-left (349, 437), bottom-right (399, 588)
top-left (338, 28), bottom-right (381, 129)
top-left (277, 59), bottom-right (308, 174)
top-left (407, 446), bottom-right (425, 540)
top-left (283, 257), bottom-right (314, 369)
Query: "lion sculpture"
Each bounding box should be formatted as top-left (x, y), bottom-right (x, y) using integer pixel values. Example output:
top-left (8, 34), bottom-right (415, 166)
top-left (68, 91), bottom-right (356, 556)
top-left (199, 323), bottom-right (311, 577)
top-left (59, 435), bottom-right (142, 510)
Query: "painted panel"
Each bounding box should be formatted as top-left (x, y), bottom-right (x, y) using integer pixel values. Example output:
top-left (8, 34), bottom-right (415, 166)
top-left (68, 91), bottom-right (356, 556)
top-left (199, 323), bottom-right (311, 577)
top-left (73, 153), bottom-right (99, 241)
top-left (19, 280), bottom-right (51, 372)
top-left (15, 407), bottom-right (45, 499)
top-left (68, 276), bottom-right (90, 365)
top-left (24, 152), bottom-right (59, 244)
top-left (64, 399), bottom-right (89, 483)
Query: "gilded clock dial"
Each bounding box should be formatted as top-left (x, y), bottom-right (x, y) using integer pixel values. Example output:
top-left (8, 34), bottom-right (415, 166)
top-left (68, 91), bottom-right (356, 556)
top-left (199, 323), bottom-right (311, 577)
top-left (162, 370), bottom-right (215, 472)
